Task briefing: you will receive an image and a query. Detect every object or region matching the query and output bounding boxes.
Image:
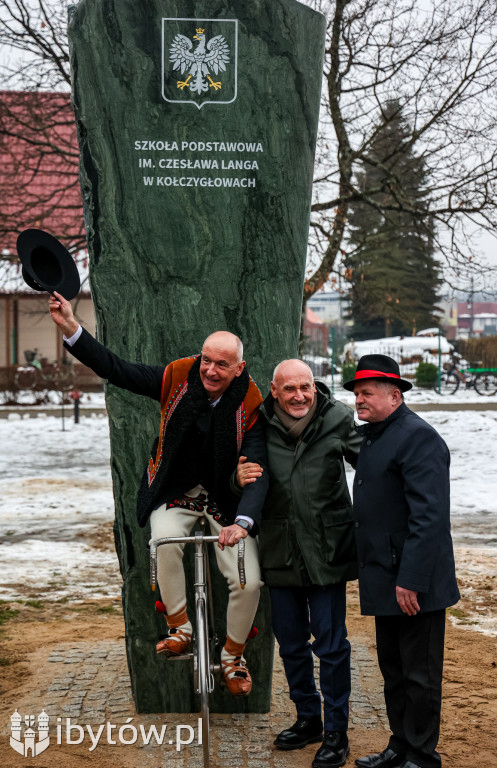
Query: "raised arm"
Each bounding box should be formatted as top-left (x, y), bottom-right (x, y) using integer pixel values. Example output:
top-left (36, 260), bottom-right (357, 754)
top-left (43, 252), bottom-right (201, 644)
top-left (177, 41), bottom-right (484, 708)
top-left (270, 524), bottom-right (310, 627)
top-left (49, 291), bottom-right (79, 338)
top-left (48, 291), bottom-right (164, 401)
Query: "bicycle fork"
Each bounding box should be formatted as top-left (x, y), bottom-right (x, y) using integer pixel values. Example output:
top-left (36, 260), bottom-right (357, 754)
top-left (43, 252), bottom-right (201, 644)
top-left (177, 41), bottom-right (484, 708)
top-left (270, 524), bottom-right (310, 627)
top-left (194, 530), bottom-right (216, 694)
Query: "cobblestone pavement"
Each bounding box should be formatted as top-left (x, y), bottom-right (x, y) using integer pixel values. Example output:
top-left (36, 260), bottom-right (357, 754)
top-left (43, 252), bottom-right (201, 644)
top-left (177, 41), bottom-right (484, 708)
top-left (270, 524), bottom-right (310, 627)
top-left (2, 636), bottom-right (387, 767)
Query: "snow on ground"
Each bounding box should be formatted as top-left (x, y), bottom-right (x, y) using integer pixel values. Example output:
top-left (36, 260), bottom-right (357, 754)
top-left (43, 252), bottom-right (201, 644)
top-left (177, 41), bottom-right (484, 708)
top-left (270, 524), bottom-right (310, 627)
top-left (0, 390), bottom-right (107, 408)
top-left (343, 333), bottom-right (454, 368)
top-left (0, 406), bottom-right (496, 632)
top-left (0, 413), bottom-right (117, 602)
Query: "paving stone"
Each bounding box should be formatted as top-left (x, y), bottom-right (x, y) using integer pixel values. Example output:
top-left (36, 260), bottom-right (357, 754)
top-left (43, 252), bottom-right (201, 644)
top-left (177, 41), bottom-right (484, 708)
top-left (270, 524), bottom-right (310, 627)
top-left (219, 729), bottom-right (244, 742)
top-left (81, 710), bottom-right (106, 720)
top-left (351, 716), bottom-right (380, 726)
top-left (60, 706), bottom-right (82, 716)
top-left (274, 758), bottom-right (292, 768)
top-left (218, 742), bottom-right (242, 752)
top-left (187, 758), bottom-right (204, 768)
top-left (8, 633), bottom-right (389, 766)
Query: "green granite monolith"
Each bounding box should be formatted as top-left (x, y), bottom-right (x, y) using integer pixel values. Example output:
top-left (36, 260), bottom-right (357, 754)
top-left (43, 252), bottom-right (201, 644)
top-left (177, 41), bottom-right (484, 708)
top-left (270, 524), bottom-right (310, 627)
top-left (69, 0), bottom-right (325, 714)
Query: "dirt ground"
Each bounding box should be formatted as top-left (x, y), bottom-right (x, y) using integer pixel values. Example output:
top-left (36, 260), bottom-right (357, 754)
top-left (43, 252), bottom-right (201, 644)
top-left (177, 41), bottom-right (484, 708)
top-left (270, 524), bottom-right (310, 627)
top-left (0, 577), bottom-right (496, 768)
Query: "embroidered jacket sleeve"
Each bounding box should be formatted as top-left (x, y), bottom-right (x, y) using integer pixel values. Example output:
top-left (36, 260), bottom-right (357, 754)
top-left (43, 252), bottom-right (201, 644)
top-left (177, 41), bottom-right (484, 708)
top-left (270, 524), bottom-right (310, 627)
top-left (234, 415), bottom-right (269, 532)
top-left (63, 327), bottom-right (164, 401)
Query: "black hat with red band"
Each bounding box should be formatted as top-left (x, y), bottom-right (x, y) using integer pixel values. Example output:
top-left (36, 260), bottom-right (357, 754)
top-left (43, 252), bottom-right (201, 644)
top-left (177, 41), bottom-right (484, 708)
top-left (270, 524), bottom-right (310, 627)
top-left (343, 353), bottom-right (412, 392)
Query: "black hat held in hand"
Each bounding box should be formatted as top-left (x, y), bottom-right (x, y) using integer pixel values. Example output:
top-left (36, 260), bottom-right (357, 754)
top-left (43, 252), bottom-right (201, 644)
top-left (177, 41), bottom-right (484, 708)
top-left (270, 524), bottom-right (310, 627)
top-left (17, 229), bottom-right (81, 301)
top-left (343, 353), bottom-right (413, 392)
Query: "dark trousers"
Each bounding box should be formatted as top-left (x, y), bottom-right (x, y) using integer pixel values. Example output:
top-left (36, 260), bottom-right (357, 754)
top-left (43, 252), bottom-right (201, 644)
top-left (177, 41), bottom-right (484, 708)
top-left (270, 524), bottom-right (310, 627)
top-left (269, 583), bottom-right (350, 731)
top-left (375, 610), bottom-right (446, 768)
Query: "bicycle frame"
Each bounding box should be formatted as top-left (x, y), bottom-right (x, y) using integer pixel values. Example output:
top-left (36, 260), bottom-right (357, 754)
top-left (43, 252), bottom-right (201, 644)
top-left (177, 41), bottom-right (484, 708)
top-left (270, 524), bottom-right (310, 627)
top-left (149, 526), bottom-right (246, 768)
top-left (436, 359), bottom-right (497, 396)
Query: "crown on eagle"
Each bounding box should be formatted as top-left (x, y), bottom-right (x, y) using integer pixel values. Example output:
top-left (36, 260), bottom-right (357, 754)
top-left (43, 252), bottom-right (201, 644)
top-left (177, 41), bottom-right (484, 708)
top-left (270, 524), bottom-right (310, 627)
top-left (196, 27), bottom-right (205, 34)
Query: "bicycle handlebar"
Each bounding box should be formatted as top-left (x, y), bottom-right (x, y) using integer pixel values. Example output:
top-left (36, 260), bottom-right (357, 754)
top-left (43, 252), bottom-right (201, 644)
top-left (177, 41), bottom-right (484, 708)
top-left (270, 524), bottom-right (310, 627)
top-left (149, 534), bottom-right (247, 592)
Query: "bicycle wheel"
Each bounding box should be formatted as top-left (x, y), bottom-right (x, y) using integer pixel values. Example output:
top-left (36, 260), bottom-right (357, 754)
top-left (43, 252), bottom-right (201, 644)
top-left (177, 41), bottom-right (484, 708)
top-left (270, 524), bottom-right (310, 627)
top-left (434, 373), bottom-right (460, 395)
top-left (196, 596), bottom-right (211, 768)
top-left (14, 366), bottom-right (37, 390)
top-left (474, 373), bottom-right (497, 396)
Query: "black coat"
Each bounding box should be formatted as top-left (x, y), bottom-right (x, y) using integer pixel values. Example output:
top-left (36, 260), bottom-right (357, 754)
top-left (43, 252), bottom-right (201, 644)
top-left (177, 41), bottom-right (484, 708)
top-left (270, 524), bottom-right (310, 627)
top-left (353, 402), bottom-right (460, 616)
top-left (64, 328), bottom-right (269, 529)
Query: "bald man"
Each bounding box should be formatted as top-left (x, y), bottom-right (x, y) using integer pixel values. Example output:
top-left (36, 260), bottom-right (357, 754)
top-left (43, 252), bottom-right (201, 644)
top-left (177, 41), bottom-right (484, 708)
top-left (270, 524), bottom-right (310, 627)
top-left (48, 292), bottom-right (268, 696)
top-left (237, 360), bottom-right (361, 766)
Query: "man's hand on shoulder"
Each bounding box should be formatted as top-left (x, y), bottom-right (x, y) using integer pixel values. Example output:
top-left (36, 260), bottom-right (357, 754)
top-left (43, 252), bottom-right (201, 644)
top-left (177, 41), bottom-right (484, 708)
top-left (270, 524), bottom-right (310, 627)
top-left (48, 291), bottom-right (79, 337)
top-left (396, 586), bottom-right (420, 616)
top-left (236, 455), bottom-right (263, 488)
top-left (218, 523), bottom-right (248, 550)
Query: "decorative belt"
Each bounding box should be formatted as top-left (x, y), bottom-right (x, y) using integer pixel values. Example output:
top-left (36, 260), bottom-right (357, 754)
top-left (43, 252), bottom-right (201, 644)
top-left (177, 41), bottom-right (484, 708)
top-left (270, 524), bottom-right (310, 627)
top-left (165, 493), bottom-right (230, 527)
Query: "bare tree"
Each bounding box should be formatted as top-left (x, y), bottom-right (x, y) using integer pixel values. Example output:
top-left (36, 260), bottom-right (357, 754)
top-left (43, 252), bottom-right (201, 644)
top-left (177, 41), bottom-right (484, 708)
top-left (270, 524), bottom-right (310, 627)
top-left (304, 0), bottom-right (497, 302)
top-left (0, 1), bottom-right (83, 263)
top-left (0, 0), bottom-right (70, 90)
top-left (2, 0), bottom-right (497, 299)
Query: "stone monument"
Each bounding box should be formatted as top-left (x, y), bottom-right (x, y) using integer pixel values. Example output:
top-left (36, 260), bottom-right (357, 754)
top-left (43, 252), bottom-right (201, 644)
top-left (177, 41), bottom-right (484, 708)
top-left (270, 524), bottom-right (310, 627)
top-left (69, 0), bottom-right (325, 713)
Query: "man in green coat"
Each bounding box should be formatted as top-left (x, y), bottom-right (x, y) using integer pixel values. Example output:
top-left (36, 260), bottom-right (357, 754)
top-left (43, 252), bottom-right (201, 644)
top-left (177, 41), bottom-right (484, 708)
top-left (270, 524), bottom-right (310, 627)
top-left (236, 359), bottom-right (361, 768)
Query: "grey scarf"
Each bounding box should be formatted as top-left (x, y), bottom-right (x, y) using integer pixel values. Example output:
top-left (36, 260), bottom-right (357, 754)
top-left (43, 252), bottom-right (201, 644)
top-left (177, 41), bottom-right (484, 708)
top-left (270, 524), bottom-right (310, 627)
top-left (273, 396), bottom-right (318, 442)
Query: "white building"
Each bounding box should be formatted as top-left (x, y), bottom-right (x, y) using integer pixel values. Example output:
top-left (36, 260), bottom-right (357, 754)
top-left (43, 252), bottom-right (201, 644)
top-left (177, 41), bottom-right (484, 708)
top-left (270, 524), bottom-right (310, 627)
top-left (307, 290), bottom-right (349, 326)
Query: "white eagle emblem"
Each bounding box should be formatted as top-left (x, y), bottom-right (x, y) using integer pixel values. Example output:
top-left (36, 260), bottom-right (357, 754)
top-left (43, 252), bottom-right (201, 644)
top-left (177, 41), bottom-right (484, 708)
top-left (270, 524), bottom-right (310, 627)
top-left (169, 27), bottom-right (230, 94)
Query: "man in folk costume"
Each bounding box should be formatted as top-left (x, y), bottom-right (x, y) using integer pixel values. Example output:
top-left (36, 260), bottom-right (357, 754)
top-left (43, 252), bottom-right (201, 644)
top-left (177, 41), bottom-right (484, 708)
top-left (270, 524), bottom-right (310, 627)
top-left (48, 291), bottom-right (268, 696)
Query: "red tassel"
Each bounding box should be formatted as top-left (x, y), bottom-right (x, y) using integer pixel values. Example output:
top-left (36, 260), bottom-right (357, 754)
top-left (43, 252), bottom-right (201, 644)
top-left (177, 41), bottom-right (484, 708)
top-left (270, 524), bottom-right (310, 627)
top-left (247, 626), bottom-right (258, 640)
top-left (155, 600), bottom-right (167, 613)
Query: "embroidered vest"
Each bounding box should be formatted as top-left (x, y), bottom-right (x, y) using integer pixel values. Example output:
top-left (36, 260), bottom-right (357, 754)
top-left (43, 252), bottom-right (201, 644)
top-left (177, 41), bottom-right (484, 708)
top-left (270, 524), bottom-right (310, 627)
top-left (136, 355), bottom-right (262, 527)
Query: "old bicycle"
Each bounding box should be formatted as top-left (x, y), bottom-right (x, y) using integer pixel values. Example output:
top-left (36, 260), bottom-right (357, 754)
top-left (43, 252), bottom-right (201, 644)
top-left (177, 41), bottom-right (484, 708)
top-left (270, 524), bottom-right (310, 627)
top-left (14, 348), bottom-right (75, 402)
top-left (149, 519), bottom-right (246, 768)
top-left (434, 352), bottom-right (497, 396)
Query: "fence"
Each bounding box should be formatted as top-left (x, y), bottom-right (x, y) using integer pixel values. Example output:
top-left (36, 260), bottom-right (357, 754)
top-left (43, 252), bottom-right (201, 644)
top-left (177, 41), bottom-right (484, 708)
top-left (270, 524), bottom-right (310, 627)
top-left (457, 337), bottom-right (497, 368)
top-left (0, 362), bottom-right (103, 405)
top-left (302, 329), bottom-right (497, 394)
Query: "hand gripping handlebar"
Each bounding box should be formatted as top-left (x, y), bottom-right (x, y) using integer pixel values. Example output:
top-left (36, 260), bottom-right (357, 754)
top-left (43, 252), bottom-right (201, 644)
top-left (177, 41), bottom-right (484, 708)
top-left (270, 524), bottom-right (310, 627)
top-left (149, 534), bottom-right (246, 591)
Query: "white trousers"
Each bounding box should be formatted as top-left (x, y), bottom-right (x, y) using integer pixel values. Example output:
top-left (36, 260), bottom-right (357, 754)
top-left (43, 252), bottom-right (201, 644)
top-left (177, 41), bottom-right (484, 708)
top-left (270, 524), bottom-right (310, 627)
top-left (150, 503), bottom-right (262, 646)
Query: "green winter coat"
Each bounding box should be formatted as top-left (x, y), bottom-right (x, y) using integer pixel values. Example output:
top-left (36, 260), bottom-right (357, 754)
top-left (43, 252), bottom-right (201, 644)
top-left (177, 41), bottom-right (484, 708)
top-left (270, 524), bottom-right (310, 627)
top-left (258, 382), bottom-right (362, 588)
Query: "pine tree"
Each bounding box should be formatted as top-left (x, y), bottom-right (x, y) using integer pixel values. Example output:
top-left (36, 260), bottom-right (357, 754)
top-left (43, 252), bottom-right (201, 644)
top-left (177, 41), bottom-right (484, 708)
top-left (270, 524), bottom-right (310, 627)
top-left (344, 101), bottom-right (441, 339)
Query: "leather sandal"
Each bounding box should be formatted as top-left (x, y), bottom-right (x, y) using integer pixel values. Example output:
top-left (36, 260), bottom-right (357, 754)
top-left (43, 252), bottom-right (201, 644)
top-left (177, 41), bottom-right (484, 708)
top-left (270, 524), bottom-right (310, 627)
top-left (221, 656), bottom-right (252, 696)
top-left (156, 627), bottom-right (191, 656)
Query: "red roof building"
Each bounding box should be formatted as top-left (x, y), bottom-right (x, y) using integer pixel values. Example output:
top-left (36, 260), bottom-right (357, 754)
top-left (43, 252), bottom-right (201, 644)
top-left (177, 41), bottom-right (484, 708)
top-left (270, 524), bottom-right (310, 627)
top-left (0, 91), bottom-right (92, 369)
top-left (0, 90), bottom-right (85, 255)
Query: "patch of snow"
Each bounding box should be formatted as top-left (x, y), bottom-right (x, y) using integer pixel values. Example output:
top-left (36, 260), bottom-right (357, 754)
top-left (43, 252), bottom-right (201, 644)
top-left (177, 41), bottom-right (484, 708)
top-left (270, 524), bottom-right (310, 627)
top-left (0, 408), bottom-right (495, 635)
